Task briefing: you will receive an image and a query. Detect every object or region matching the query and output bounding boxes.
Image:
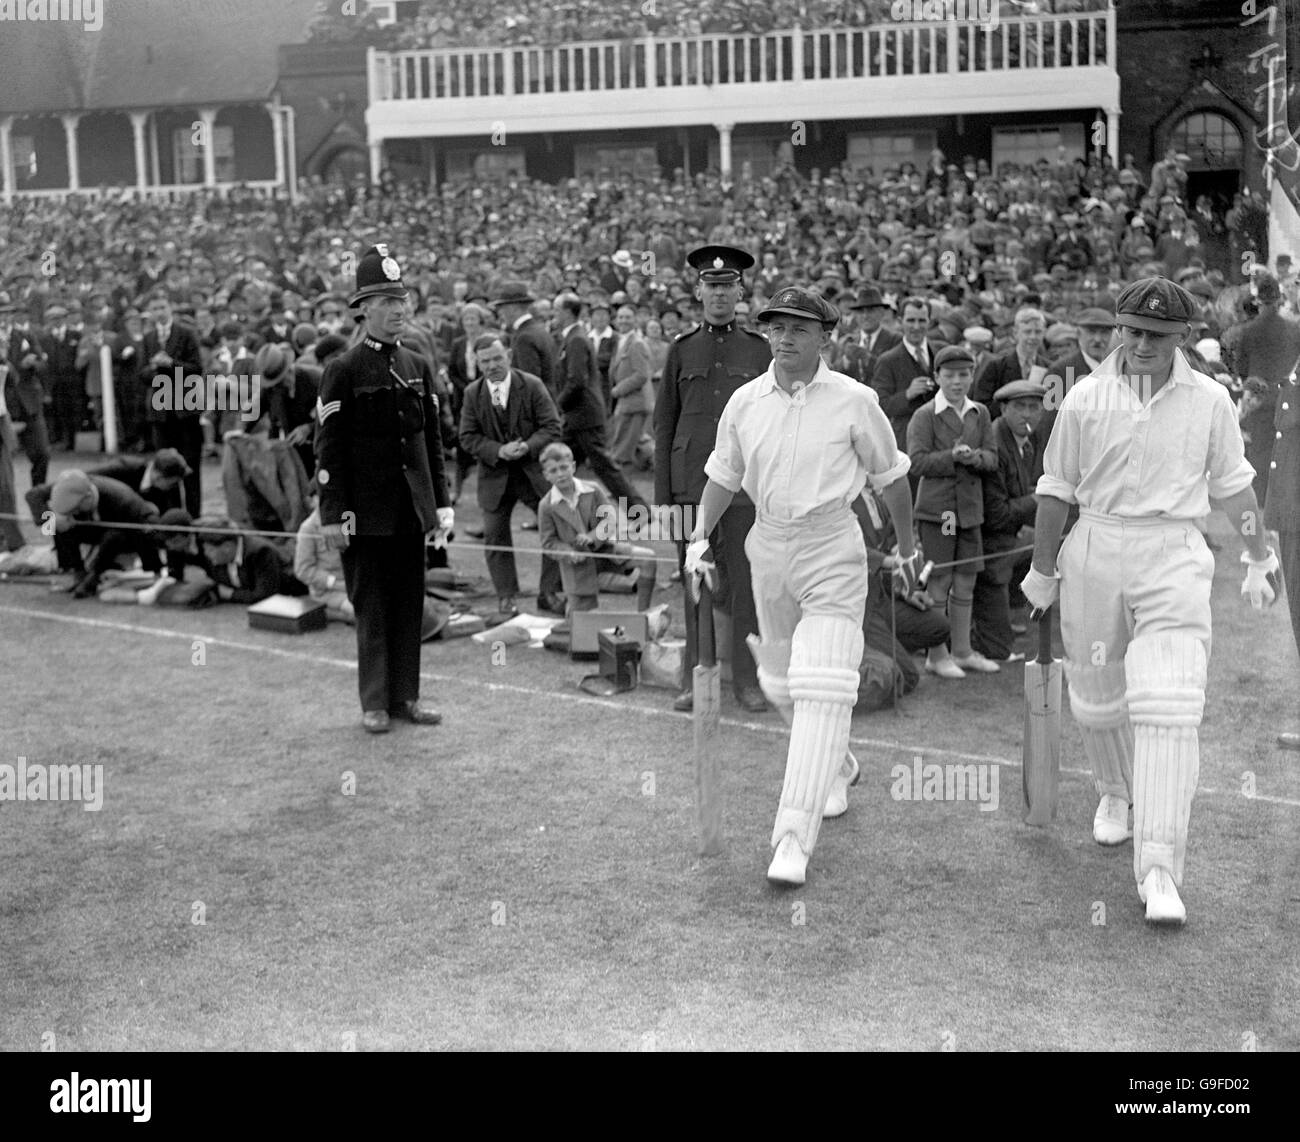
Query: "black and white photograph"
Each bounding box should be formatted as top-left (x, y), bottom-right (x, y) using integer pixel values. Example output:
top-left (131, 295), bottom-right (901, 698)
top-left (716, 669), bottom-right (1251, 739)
top-left (1, 0), bottom-right (1297, 1101)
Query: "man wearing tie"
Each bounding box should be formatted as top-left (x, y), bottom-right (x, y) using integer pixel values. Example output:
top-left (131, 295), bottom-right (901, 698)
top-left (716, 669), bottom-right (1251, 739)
top-left (491, 282), bottom-right (557, 397)
top-left (870, 295), bottom-right (943, 452)
top-left (972, 378), bottom-right (1047, 663)
top-left (971, 305), bottom-right (1051, 420)
top-left (458, 334), bottom-right (564, 617)
top-left (143, 291), bottom-right (204, 512)
top-left (839, 285), bottom-right (901, 386)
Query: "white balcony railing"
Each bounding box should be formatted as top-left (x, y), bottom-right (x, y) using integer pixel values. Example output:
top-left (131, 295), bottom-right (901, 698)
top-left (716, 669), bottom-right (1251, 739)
top-left (371, 13), bottom-right (1116, 103)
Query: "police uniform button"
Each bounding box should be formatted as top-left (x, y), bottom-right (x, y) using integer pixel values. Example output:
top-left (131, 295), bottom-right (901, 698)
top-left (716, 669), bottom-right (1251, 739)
top-left (1271, 461), bottom-right (1277, 469)
top-left (318, 468), bottom-right (330, 485)
top-left (1278, 431), bottom-right (1284, 439)
top-left (1283, 402), bottom-right (1290, 410)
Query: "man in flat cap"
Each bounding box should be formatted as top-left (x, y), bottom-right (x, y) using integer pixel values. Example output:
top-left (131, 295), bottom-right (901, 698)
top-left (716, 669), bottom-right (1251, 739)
top-left (972, 377), bottom-right (1047, 664)
top-left (316, 245), bottom-right (453, 734)
top-left (26, 469), bottom-right (163, 598)
top-left (686, 286), bottom-right (919, 886)
top-left (1038, 306), bottom-right (1118, 450)
top-left (654, 245), bottom-right (772, 713)
top-left (1022, 276), bottom-right (1279, 925)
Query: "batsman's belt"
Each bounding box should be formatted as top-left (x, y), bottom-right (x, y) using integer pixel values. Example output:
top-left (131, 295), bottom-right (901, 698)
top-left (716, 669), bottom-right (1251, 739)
top-left (755, 501), bottom-right (855, 533)
top-left (1078, 508), bottom-right (1202, 529)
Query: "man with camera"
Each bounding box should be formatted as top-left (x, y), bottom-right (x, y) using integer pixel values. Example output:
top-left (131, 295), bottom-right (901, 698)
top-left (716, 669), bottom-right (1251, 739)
top-left (869, 295), bottom-right (944, 455)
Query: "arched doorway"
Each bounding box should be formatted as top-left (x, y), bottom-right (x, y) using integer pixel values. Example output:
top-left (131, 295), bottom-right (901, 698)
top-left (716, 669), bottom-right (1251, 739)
top-left (1168, 110), bottom-right (1244, 212)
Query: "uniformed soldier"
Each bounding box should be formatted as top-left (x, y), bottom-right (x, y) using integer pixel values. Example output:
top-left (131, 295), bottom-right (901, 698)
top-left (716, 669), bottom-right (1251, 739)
top-left (653, 245), bottom-right (772, 713)
top-left (316, 245), bottom-right (453, 734)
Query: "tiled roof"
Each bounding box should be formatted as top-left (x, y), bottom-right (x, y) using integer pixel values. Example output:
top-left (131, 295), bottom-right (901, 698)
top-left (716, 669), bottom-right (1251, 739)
top-left (0, 0), bottom-right (320, 116)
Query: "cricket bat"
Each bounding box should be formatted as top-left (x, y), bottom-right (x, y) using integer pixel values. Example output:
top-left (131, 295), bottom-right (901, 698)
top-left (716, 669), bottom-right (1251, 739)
top-left (693, 581), bottom-right (723, 855)
top-left (1022, 605), bottom-right (1061, 826)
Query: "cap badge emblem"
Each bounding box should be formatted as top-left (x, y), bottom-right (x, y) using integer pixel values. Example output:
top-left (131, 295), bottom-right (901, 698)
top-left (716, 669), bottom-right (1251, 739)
top-left (382, 257), bottom-right (402, 281)
top-left (712, 257), bottom-right (724, 269)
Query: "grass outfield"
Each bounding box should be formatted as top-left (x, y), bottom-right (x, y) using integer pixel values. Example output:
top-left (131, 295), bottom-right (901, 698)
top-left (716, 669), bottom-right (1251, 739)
top-left (1, 463), bottom-right (1298, 1051)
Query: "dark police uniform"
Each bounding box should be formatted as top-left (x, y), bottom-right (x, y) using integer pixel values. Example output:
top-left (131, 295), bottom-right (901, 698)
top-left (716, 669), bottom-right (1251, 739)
top-left (315, 246), bottom-right (449, 723)
top-left (653, 246), bottom-right (771, 707)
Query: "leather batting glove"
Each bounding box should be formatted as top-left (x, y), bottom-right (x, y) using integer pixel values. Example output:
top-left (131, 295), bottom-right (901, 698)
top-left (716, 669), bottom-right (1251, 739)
top-left (684, 538), bottom-right (717, 603)
top-left (891, 550), bottom-right (921, 597)
top-left (1020, 566), bottom-right (1060, 615)
top-left (1241, 548), bottom-right (1280, 610)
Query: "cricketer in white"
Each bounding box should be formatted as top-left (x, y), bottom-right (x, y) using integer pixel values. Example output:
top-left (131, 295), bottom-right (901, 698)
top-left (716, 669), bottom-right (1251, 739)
top-left (1022, 276), bottom-right (1276, 926)
top-left (685, 286), bottom-right (919, 886)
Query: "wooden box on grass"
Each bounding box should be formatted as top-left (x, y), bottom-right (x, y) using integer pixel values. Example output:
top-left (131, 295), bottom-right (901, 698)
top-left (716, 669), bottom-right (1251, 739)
top-left (247, 594), bottom-right (327, 634)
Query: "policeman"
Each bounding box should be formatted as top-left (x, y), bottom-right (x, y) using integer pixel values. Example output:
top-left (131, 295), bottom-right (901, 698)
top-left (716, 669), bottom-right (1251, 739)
top-left (316, 245), bottom-right (453, 734)
top-left (653, 245), bottom-right (772, 713)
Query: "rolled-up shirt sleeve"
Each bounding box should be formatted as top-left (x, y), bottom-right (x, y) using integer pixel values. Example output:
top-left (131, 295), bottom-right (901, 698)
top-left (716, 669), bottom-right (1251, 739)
top-left (1206, 384), bottom-right (1256, 500)
top-left (1036, 391), bottom-right (1082, 504)
top-left (703, 399), bottom-right (745, 494)
top-left (852, 392), bottom-right (910, 491)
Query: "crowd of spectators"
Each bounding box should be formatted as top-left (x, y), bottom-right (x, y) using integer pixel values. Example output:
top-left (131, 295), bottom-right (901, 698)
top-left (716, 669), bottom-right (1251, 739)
top-left (0, 138), bottom-right (1293, 697)
top-left (309, 0), bottom-right (1106, 50)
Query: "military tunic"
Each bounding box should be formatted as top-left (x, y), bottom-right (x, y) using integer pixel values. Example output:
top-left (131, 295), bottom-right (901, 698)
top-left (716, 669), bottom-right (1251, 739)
top-left (653, 321), bottom-right (771, 693)
top-left (315, 335), bottom-right (449, 713)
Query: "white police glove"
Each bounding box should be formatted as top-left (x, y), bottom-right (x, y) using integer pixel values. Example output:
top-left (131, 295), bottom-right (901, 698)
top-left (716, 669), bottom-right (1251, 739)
top-left (1241, 548), bottom-right (1279, 610)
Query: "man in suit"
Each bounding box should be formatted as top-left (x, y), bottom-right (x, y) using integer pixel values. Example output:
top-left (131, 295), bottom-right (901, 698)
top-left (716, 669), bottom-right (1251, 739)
top-left (971, 305), bottom-right (1051, 419)
top-left (838, 285), bottom-right (901, 386)
top-left (0, 292), bottom-right (51, 487)
top-left (972, 378), bottom-right (1047, 663)
top-left (588, 300), bottom-right (618, 414)
top-left (315, 244), bottom-right (452, 734)
top-left (41, 303), bottom-right (83, 450)
top-left (26, 469), bottom-right (163, 598)
top-left (870, 295), bottom-right (943, 452)
top-left (607, 304), bottom-right (653, 476)
top-left (653, 245), bottom-right (772, 714)
top-left (491, 282), bottom-right (558, 397)
top-left (87, 448), bottom-right (191, 515)
top-left (1231, 274), bottom-right (1300, 505)
top-left (142, 291), bottom-right (204, 512)
top-left (554, 294), bottom-right (649, 528)
top-left (1039, 306), bottom-right (1118, 450)
top-left (459, 333), bottom-right (564, 616)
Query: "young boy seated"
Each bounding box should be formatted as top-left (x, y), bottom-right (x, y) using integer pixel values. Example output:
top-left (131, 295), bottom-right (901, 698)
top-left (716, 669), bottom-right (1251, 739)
top-left (536, 441), bottom-right (656, 622)
top-left (295, 501), bottom-right (354, 623)
top-left (906, 344), bottom-right (999, 678)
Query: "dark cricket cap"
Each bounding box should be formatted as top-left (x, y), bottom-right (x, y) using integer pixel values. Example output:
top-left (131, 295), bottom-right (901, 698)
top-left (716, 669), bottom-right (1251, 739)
top-left (687, 245), bottom-right (754, 283)
top-left (755, 286), bottom-right (839, 329)
top-left (1115, 277), bottom-right (1196, 333)
top-left (348, 244), bottom-right (408, 309)
top-left (1074, 307), bottom-right (1116, 329)
top-left (934, 345), bottom-right (975, 370)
